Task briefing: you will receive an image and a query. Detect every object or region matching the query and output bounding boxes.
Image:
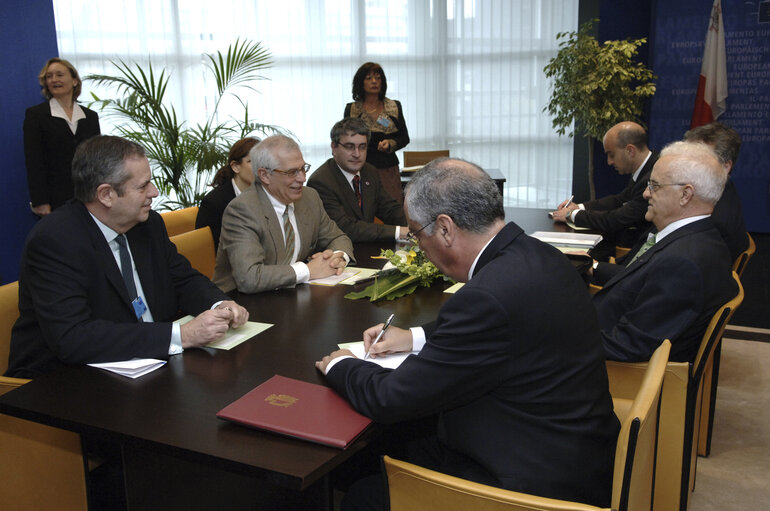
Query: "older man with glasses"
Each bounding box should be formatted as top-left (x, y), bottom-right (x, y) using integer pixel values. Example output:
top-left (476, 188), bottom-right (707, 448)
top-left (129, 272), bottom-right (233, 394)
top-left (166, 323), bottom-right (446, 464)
top-left (316, 158), bottom-right (619, 510)
top-left (592, 140), bottom-right (737, 363)
top-left (308, 117), bottom-right (408, 242)
top-left (214, 135), bottom-right (354, 294)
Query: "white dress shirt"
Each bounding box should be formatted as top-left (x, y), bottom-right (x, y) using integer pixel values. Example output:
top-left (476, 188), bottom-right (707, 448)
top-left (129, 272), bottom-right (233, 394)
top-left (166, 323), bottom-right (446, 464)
top-left (49, 97), bottom-right (85, 134)
top-left (89, 213), bottom-right (184, 355)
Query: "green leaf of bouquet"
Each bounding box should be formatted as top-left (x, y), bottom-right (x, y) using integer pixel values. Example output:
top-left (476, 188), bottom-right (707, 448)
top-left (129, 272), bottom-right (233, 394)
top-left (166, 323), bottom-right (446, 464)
top-left (344, 273), bottom-right (419, 301)
top-left (379, 282), bottom-right (419, 300)
top-left (371, 274), bottom-right (419, 301)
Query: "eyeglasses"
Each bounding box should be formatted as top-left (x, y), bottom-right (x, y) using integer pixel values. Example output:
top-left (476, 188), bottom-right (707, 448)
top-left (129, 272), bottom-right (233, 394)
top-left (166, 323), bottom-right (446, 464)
top-left (339, 143), bottom-right (368, 153)
top-left (269, 163), bottom-right (311, 179)
top-left (646, 181), bottom-right (688, 193)
top-left (406, 220), bottom-right (435, 242)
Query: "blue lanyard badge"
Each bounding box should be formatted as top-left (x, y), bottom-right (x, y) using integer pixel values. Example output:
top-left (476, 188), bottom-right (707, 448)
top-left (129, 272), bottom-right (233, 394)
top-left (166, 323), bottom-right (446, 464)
top-left (132, 296), bottom-right (147, 320)
top-left (377, 116), bottom-right (392, 128)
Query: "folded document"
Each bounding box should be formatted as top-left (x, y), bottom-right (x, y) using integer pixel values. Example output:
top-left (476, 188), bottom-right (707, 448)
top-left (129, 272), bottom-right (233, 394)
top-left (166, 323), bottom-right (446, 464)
top-left (88, 358), bottom-right (166, 379)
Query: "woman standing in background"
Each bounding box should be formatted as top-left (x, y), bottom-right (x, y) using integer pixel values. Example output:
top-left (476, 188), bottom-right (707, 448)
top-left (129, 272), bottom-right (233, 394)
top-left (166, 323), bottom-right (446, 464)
top-left (345, 62), bottom-right (409, 204)
top-left (24, 58), bottom-right (100, 216)
top-left (196, 137), bottom-right (260, 250)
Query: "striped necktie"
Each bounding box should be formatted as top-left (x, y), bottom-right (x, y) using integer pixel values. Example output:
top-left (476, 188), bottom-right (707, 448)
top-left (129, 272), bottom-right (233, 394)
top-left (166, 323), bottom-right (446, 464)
top-left (352, 174), bottom-right (362, 209)
top-left (626, 233), bottom-right (657, 266)
top-left (282, 206), bottom-right (295, 264)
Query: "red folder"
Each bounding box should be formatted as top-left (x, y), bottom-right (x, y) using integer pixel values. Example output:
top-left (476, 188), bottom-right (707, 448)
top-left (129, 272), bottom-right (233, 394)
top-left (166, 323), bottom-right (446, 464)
top-left (216, 374), bottom-right (372, 449)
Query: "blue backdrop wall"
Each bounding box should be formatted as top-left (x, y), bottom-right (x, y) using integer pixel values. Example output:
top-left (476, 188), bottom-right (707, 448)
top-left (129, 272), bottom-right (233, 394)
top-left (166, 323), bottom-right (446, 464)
top-left (648, 0), bottom-right (770, 233)
top-left (1, 0), bottom-right (59, 284)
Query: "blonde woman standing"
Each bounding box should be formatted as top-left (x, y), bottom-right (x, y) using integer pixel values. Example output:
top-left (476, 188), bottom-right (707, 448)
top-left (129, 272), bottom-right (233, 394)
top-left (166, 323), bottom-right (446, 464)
top-left (24, 58), bottom-right (100, 216)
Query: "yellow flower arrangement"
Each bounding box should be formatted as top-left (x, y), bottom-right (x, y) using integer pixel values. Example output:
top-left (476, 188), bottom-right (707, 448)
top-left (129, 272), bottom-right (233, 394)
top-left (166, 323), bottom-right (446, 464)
top-left (345, 241), bottom-right (444, 302)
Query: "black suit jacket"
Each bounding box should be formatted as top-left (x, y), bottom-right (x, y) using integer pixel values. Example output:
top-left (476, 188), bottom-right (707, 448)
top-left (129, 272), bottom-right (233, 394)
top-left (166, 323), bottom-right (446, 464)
top-left (6, 200), bottom-right (229, 378)
top-left (712, 177), bottom-right (748, 262)
top-left (23, 101), bottom-right (101, 208)
top-left (593, 217), bottom-right (736, 363)
top-left (577, 152), bottom-right (657, 250)
top-left (326, 223), bottom-right (619, 507)
top-left (307, 159), bottom-right (406, 242)
top-left (196, 180), bottom-right (237, 250)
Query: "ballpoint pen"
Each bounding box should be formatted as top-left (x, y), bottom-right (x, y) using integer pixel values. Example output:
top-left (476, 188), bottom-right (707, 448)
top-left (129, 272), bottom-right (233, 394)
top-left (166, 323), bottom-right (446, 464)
top-left (364, 313), bottom-right (395, 360)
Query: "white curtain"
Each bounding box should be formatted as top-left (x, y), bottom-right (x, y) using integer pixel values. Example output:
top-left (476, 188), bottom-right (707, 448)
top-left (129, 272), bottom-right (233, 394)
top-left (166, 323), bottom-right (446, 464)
top-left (53, 0), bottom-right (577, 207)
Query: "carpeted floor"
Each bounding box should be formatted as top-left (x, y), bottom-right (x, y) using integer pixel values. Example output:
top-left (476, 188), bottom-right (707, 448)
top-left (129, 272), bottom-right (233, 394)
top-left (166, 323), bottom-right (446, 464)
top-left (689, 338), bottom-right (770, 510)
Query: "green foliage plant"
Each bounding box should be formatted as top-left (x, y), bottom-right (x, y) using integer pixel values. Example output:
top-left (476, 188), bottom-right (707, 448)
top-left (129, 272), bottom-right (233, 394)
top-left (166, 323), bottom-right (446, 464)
top-left (543, 20), bottom-right (656, 199)
top-left (86, 39), bottom-right (285, 210)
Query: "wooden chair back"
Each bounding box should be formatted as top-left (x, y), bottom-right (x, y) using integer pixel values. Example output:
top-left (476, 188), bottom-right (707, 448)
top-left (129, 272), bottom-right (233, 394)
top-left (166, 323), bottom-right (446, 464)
top-left (403, 150), bottom-right (449, 167)
top-left (612, 340), bottom-right (670, 511)
top-left (383, 341), bottom-right (671, 511)
top-left (161, 206), bottom-right (199, 237)
top-left (384, 455), bottom-right (606, 511)
top-left (0, 281), bottom-right (19, 375)
top-left (169, 226), bottom-right (217, 279)
top-left (0, 281), bottom-right (88, 510)
top-left (732, 232), bottom-right (755, 277)
top-left (695, 270), bottom-right (744, 458)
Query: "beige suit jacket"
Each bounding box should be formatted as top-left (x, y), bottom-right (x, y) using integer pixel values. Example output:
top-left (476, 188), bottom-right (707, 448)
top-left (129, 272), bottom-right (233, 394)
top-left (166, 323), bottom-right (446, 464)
top-left (214, 183), bottom-right (354, 293)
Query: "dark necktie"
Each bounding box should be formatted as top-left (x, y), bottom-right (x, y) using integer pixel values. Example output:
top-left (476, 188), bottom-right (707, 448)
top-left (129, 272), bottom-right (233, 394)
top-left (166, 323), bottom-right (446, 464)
top-left (115, 234), bottom-right (139, 300)
top-left (626, 233), bottom-right (657, 266)
top-left (352, 175), bottom-right (362, 209)
top-left (282, 206), bottom-right (295, 264)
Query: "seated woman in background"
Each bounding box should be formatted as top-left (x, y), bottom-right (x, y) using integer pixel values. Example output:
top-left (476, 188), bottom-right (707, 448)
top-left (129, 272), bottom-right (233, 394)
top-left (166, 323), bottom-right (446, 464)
top-left (344, 62), bottom-right (409, 204)
top-left (196, 137), bottom-right (260, 250)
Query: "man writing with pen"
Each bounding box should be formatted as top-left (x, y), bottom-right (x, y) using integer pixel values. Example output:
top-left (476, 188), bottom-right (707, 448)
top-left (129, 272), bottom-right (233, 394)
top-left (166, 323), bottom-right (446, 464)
top-left (550, 121), bottom-right (657, 260)
top-left (316, 158), bottom-right (619, 511)
top-left (214, 135), bottom-right (355, 293)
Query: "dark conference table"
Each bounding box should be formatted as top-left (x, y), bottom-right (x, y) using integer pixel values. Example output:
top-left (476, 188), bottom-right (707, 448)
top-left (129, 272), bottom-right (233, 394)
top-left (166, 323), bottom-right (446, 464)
top-left (0, 207), bottom-right (565, 511)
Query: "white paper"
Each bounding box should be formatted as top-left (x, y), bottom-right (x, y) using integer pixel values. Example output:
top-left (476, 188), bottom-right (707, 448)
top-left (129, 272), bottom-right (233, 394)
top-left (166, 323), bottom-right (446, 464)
top-left (206, 321), bottom-right (273, 349)
top-left (443, 282), bottom-right (464, 294)
top-left (566, 219), bottom-right (592, 231)
top-left (338, 341), bottom-right (418, 369)
top-left (309, 269), bottom-right (361, 286)
top-left (338, 267), bottom-right (380, 285)
top-left (88, 358), bottom-right (167, 379)
top-left (174, 316), bottom-right (273, 350)
top-left (530, 231), bottom-right (603, 247)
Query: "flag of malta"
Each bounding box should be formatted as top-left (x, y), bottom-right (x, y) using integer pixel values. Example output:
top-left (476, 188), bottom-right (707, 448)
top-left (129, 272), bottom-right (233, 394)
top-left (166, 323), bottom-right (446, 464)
top-left (691, 0), bottom-right (728, 128)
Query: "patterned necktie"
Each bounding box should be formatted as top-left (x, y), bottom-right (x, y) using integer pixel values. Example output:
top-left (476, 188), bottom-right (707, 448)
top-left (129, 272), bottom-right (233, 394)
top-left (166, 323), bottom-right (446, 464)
top-left (626, 233), bottom-right (657, 266)
top-left (282, 206), bottom-right (295, 264)
top-left (114, 234), bottom-right (139, 300)
top-left (352, 174), bottom-right (362, 209)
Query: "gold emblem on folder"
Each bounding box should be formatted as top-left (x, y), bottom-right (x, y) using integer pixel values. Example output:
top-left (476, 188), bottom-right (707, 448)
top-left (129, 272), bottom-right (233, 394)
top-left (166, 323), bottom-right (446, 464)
top-left (265, 394), bottom-right (298, 407)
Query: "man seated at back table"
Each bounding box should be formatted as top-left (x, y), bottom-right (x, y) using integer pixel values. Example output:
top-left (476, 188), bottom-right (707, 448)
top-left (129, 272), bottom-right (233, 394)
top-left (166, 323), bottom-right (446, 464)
top-left (307, 117), bottom-right (408, 242)
top-left (214, 135), bottom-right (355, 293)
top-left (316, 158), bottom-right (619, 510)
top-left (551, 121), bottom-right (657, 259)
top-left (592, 141), bottom-right (737, 363)
top-left (684, 121), bottom-right (749, 261)
top-left (6, 135), bottom-right (249, 378)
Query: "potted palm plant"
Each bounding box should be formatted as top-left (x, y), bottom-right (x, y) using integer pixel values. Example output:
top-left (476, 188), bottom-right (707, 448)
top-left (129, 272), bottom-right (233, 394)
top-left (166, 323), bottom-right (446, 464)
top-left (86, 39), bottom-right (285, 210)
top-left (543, 20), bottom-right (656, 199)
